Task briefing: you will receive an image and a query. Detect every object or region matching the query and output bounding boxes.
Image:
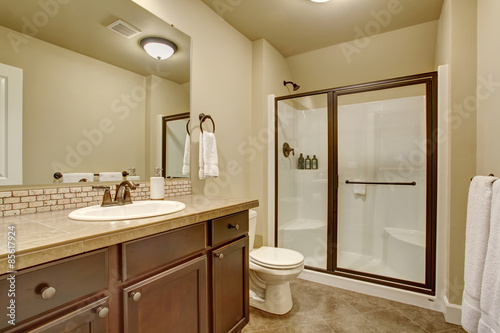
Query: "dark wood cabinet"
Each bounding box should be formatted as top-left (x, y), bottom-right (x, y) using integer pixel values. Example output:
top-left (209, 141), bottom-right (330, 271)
top-left (123, 256), bottom-right (208, 333)
top-left (29, 297), bottom-right (109, 333)
top-left (212, 237), bottom-right (249, 333)
top-left (0, 210), bottom-right (251, 333)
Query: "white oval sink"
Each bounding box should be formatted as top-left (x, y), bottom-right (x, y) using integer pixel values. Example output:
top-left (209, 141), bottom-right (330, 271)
top-left (68, 200), bottom-right (186, 221)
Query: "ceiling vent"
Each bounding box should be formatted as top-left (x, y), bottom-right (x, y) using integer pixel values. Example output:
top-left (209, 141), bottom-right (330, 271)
top-left (107, 20), bottom-right (141, 38)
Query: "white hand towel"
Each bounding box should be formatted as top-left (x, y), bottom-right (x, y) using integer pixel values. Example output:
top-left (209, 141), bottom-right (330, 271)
top-left (99, 172), bottom-right (122, 182)
top-left (478, 180), bottom-right (500, 333)
top-left (199, 132), bottom-right (205, 179)
top-left (353, 179), bottom-right (366, 195)
top-left (62, 173), bottom-right (94, 183)
top-left (182, 134), bottom-right (190, 176)
top-left (462, 176), bottom-right (497, 332)
top-left (199, 132), bottom-right (218, 180)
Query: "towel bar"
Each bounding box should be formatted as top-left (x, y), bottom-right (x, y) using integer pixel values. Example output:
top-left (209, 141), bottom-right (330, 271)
top-left (470, 174), bottom-right (495, 181)
top-left (345, 180), bottom-right (416, 186)
top-left (199, 113), bottom-right (215, 133)
top-left (54, 171), bottom-right (129, 180)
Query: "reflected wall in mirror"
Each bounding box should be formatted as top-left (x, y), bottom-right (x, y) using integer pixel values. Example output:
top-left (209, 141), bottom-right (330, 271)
top-left (0, 0), bottom-right (191, 187)
top-left (162, 113), bottom-right (190, 179)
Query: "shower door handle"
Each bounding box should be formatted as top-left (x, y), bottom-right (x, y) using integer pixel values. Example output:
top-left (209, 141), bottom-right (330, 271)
top-left (345, 180), bottom-right (416, 186)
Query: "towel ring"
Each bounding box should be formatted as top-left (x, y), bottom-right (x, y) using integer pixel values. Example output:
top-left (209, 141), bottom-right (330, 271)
top-left (186, 119), bottom-right (191, 135)
top-left (199, 113), bottom-right (215, 134)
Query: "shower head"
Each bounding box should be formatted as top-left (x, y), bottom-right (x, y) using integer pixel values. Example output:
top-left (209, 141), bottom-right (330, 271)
top-left (283, 80), bottom-right (300, 91)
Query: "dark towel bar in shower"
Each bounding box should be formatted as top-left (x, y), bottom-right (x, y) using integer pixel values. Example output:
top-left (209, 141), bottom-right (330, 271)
top-left (345, 180), bottom-right (416, 186)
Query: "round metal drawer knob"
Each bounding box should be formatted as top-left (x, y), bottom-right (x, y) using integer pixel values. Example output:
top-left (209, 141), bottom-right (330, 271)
top-left (96, 306), bottom-right (109, 318)
top-left (130, 291), bottom-right (142, 302)
top-left (228, 224), bottom-right (240, 230)
top-left (41, 286), bottom-right (56, 300)
top-left (215, 253), bottom-right (224, 260)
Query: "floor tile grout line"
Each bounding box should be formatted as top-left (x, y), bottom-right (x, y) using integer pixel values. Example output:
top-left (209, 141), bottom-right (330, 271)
top-left (359, 310), bottom-right (386, 333)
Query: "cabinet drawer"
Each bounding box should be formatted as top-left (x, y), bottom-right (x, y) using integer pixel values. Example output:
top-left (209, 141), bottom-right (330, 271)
top-left (122, 223), bottom-right (207, 281)
top-left (212, 211), bottom-right (248, 246)
top-left (0, 249), bottom-right (108, 331)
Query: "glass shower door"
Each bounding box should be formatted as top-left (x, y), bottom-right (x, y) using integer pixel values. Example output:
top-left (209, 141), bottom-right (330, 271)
top-left (335, 81), bottom-right (435, 288)
top-left (275, 93), bottom-right (329, 270)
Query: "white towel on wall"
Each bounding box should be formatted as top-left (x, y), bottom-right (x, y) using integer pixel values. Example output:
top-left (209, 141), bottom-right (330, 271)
top-left (478, 180), bottom-right (500, 333)
top-left (182, 134), bottom-right (190, 176)
top-left (62, 173), bottom-right (94, 183)
top-left (462, 176), bottom-right (497, 332)
top-left (99, 172), bottom-right (122, 182)
top-left (199, 132), bottom-right (218, 180)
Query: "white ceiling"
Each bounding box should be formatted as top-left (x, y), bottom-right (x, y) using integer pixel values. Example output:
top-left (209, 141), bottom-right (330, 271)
top-left (199, 0), bottom-right (444, 57)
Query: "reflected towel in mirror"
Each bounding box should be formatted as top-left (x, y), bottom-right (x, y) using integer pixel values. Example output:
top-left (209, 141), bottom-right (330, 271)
top-left (182, 134), bottom-right (190, 176)
top-left (99, 172), bottom-right (122, 182)
top-left (62, 173), bottom-right (94, 183)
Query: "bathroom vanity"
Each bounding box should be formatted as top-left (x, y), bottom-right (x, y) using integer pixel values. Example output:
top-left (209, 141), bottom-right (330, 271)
top-left (0, 196), bottom-right (257, 333)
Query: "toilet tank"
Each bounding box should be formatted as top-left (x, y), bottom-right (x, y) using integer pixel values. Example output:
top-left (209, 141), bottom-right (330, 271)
top-left (249, 209), bottom-right (257, 250)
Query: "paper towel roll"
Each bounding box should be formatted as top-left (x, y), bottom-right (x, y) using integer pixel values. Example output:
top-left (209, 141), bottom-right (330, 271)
top-left (150, 177), bottom-right (165, 200)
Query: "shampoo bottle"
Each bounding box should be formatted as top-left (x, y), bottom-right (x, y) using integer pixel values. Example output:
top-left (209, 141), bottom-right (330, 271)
top-left (150, 167), bottom-right (164, 200)
top-left (298, 153), bottom-right (305, 169)
top-left (305, 155), bottom-right (311, 169)
top-left (312, 155), bottom-right (318, 169)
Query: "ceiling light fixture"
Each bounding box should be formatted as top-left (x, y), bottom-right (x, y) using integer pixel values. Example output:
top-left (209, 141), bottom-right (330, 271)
top-left (140, 37), bottom-right (178, 60)
top-left (310, 0), bottom-right (330, 2)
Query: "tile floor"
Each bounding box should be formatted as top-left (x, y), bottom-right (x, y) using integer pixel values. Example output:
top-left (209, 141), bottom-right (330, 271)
top-left (243, 278), bottom-right (467, 333)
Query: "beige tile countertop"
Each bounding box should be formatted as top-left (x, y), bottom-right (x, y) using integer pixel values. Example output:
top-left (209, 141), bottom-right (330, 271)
top-left (0, 195), bottom-right (258, 274)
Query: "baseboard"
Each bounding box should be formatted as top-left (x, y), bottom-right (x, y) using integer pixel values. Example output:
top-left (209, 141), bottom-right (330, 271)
top-left (444, 296), bottom-right (462, 325)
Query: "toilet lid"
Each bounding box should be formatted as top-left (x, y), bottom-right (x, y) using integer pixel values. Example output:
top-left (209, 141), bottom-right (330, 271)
top-left (250, 246), bottom-right (304, 269)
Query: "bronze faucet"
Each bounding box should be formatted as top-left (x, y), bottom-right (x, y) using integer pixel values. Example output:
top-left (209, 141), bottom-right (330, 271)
top-left (114, 180), bottom-right (137, 205)
top-left (93, 181), bottom-right (138, 207)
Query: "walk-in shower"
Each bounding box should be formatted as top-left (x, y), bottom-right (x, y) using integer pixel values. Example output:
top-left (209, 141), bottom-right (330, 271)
top-left (275, 72), bottom-right (437, 294)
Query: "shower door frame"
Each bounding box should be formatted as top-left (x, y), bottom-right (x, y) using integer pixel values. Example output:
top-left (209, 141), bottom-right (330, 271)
top-left (275, 71), bottom-right (438, 295)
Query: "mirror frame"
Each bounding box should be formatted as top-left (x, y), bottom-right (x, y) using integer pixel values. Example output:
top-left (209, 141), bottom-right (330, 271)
top-left (162, 112), bottom-right (190, 178)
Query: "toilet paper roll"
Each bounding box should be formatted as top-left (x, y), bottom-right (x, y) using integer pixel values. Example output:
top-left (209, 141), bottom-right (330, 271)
top-left (150, 177), bottom-right (165, 200)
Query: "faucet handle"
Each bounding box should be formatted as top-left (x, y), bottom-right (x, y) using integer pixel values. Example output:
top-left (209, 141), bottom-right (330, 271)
top-left (93, 186), bottom-right (113, 206)
top-left (123, 188), bottom-right (133, 204)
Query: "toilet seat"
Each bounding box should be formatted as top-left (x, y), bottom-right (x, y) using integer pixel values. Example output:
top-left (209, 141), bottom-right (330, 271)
top-left (250, 246), bottom-right (304, 270)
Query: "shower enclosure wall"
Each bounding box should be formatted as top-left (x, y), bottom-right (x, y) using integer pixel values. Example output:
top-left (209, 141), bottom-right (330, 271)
top-left (275, 73), bottom-right (437, 294)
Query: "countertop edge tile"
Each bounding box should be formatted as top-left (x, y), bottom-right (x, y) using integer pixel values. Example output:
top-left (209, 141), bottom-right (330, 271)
top-left (0, 241), bottom-right (85, 273)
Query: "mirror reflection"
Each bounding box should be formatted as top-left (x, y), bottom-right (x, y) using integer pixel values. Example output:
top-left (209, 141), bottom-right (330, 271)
top-left (162, 113), bottom-right (190, 179)
top-left (0, 0), bottom-right (191, 186)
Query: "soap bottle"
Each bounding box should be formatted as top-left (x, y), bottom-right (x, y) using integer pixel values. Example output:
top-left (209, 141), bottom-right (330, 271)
top-left (298, 153), bottom-right (305, 169)
top-left (305, 155), bottom-right (311, 169)
top-left (150, 167), bottom-right (164, 200)
top-left (312, 155), bottom-right (318, 169)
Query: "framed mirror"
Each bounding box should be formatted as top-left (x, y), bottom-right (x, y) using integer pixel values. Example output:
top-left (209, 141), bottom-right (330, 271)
top-left (0, 0), bottom-right (191, 187)
top-left (162, 113), bottom-right (190, 179)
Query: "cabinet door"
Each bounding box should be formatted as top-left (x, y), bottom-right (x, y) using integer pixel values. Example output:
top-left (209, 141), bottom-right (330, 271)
top-left (28, 297), bottom-right (109, 333)
top-left (123, 256), bottom-right (208, 333)
top-left (212, 236), bottom-right (249, 333)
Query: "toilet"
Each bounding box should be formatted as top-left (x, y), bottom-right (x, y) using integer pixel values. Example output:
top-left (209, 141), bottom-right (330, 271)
top-left (248, 209), bottom-right (304, 315)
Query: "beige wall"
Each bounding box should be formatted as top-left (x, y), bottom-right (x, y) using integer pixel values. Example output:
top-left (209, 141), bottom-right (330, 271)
top-left (287, 21), bottom-right (438, 92)
top-left (435, 0), bottom-right (477, 305)
top-left (0, 25), bottom-right (147, 185)
top-left (251, 39), bottom-right (293, 247)
top-left (477, 0), bottom-right (500, 176)
top-left (134, 0), bottom-right (253, 200)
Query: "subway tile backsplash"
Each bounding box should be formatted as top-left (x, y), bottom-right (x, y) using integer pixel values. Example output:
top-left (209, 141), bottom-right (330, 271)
top-left (0, 180), bottom-right (191, 217)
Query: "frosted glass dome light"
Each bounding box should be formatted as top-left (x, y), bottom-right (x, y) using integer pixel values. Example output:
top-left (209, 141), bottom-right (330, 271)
top-left (140, 37), bottom-right (178, 60)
